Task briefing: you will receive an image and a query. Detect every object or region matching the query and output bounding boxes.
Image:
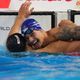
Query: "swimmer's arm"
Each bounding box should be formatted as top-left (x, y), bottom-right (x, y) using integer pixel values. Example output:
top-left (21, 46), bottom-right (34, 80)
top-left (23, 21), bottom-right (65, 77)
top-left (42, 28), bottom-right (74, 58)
top-left (54, 20), bottom-right (80, 40)
top-left (9, 1), bottom-right (34, 36)
top-left (9, 16), bottom-right (25, 36)
top-left (58, 19), bottom-right (76, 28)
top-left (29, 47), bottom-right (56, 53)
top-left (51, 25), bottom-right (80, 41)
top-left (26, 43), bottom-right (54, 53)
top-left (30, 42), bottom-right (60, 54)
top-left (55, 26), bottom-right (80, 40)
top-left (49, 19), bottom-right (80, 41)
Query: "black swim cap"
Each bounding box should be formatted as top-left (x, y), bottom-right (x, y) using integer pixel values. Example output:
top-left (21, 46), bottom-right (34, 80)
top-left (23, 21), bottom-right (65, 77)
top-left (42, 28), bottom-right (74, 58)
top-left (6, 33), bottom-right (26, 52)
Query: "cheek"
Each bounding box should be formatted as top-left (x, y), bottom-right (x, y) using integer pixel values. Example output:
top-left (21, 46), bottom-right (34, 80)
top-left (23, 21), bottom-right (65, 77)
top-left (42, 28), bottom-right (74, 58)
top-left (38, 34), bottom-right (45, 42)
top-left (34, 32), bottom-right (45, 42)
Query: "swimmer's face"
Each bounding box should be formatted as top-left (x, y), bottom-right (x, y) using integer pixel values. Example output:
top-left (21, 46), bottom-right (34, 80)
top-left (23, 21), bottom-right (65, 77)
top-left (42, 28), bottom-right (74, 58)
top-left (25, 30), bottom-right (46, 49)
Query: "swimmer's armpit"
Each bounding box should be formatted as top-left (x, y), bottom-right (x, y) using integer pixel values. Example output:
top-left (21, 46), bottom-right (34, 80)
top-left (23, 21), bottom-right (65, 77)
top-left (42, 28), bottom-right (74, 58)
top-left (55, 26), bottom-right (80, 41)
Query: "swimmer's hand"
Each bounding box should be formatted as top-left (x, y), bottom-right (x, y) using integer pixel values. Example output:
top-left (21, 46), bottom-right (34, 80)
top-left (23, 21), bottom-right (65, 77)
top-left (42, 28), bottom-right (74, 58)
top-left (18, 0), bottom-right (34, 19)
top-left (8, 1), bottom-right (34, 35)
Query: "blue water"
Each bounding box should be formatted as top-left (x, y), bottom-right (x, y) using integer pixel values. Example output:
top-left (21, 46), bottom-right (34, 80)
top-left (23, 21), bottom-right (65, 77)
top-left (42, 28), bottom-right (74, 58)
top-left (0, 46), bottom-right (80, 80)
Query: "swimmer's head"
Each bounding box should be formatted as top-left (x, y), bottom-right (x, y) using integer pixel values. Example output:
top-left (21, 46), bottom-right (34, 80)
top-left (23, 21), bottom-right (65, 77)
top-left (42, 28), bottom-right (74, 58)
top-left (21, 18), bottom-right (47, 49)
top-left (6, 33), bottom-right (26, 52)
top-left (21, 18), bottom-right (42, 36)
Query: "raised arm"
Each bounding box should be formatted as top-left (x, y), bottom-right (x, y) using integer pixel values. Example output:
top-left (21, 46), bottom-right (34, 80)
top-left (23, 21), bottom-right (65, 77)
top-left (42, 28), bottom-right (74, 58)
top-left (6, 1), bottom-right (34, 52)
top-left (9, 1), bottom-right (34, 36)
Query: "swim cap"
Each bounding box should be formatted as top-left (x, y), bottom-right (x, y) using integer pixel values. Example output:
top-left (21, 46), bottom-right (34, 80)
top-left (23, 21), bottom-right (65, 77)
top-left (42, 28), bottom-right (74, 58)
top-left (21, 18), bottom-right (42, 36)
top-left (6, 33), bottom-right (26, 52)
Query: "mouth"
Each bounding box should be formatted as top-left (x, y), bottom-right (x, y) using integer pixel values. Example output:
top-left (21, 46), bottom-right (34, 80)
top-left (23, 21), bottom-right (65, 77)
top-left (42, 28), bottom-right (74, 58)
top-left (29, 39), bottom-right (41, 49)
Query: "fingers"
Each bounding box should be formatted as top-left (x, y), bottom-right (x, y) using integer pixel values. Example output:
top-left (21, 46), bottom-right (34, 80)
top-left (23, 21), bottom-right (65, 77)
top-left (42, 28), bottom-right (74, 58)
top-left (30, 8), bottom-right (34, 14)
top-left (23, 1), bottom-right (31, 8)
top-left (20, 1), bottom-right (31, 9)
top-left (18, 1), bottom-right (34, 18)
top-left (23, 1), bottom-right (33, 11)
top-left (24, 2), bottom-right (31, 10)
top-left (24, 1), bottom-right (34, 14)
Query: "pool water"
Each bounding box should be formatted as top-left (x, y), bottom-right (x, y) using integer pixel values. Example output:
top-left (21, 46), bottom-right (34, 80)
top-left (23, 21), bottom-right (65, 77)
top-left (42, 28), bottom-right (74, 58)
top-left (0, 46), bottom-right (80, 80)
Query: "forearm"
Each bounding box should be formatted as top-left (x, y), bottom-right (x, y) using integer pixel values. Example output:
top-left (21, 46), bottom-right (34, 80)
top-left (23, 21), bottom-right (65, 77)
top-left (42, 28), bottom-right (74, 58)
top-left (9, 16), bottom-right (25, 36)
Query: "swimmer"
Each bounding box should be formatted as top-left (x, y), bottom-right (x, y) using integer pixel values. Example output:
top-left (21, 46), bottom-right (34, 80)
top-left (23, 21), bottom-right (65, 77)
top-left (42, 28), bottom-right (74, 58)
top-left (6, 1), bottom-right (80, 53)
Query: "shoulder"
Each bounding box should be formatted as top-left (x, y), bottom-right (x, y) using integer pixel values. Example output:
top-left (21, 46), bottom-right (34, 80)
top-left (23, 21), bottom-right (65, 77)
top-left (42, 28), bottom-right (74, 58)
top-left (47, 27), bottom-right (60, 36)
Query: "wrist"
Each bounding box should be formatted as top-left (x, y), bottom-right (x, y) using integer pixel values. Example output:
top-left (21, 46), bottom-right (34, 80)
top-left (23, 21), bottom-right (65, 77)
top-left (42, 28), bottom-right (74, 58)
top-left (13, 16), bottom-right (25, 28)
top-left (17, 15), bottom-right (26, 20)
